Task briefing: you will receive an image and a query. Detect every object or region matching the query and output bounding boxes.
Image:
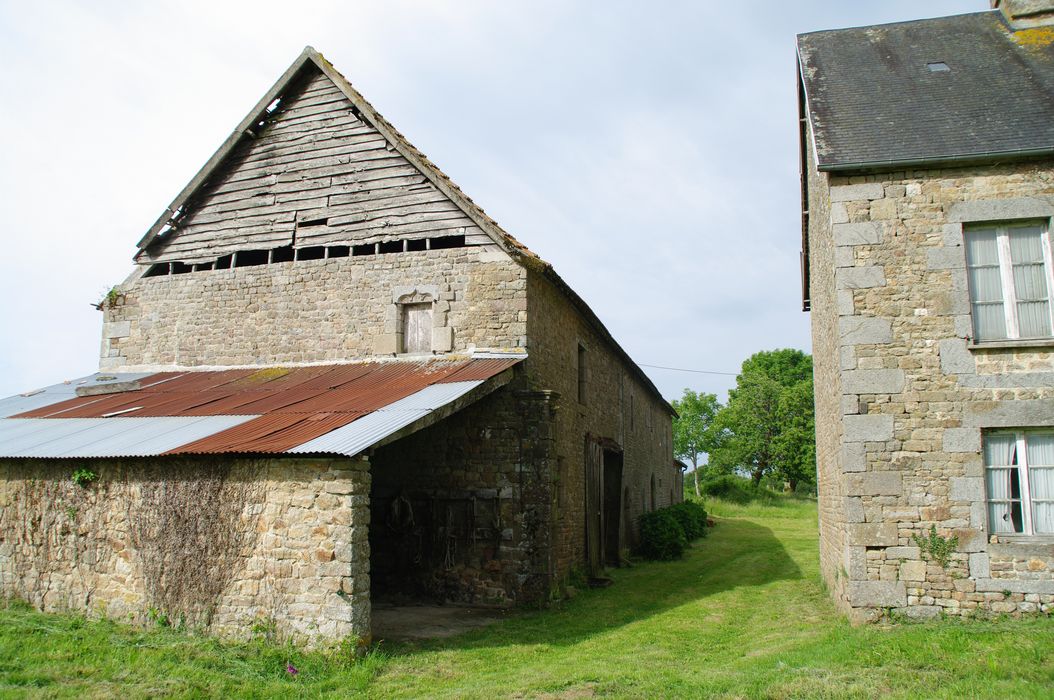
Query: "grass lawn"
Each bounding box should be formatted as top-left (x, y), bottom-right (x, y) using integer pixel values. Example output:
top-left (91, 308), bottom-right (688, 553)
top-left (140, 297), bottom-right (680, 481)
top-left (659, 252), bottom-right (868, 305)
top-left (2, 497), bottom-right (1052, 698)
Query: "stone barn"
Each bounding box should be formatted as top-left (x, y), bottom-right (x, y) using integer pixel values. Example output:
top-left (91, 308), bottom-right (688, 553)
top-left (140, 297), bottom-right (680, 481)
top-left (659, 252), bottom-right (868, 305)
top-left (0, 48), bottom-right (677, 644)
top-left (799, 1), bottom-right (1054, 621)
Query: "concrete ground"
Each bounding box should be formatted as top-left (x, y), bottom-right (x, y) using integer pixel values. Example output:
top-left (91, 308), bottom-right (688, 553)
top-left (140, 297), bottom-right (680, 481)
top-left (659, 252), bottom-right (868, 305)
top-left (371, 602), bottom-right (509, 641)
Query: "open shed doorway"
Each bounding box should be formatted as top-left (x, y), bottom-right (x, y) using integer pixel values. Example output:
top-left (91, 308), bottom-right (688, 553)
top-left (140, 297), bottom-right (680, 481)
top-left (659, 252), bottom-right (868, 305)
top-left (366, 419), bottom-right (516, 640)
top-left (585, 437), bottom-right (624, 577)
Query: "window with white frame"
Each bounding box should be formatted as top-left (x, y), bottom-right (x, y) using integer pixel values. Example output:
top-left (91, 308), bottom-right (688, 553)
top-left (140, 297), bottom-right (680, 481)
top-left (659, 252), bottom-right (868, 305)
top-left (984, 431), bottom-right (1054, 536)
top-left (964, 221), bottom-right (1054, 342)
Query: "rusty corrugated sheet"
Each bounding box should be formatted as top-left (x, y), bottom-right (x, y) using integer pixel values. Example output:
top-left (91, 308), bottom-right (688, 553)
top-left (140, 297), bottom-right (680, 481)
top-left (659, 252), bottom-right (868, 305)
top-left (436, 358), bottom-right (520, 382)
top-left (168, 412), bottom-right (364, 455)
top-left (5, 357), bottom-right (523, 456)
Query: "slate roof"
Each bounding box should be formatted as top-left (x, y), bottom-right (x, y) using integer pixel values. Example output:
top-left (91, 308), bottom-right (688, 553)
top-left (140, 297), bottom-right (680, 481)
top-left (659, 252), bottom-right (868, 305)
top-left (798, 11), bottom-right (1054, 171)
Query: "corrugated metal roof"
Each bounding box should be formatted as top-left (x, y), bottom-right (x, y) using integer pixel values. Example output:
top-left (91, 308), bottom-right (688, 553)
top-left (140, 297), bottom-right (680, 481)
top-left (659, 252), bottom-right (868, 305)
top-left (288, 381), bottom-right (483, 456)
top-left (0, 416), bottom-right (254, 458)
top-left (0, 358), bottom-right (521, 458)
top-left (0, 372), bottom-right (155, 419)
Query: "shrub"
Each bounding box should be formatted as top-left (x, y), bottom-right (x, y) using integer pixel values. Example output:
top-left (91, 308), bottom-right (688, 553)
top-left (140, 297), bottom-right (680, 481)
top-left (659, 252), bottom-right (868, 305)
top-left (637, 509), bottom-right (687, 561)
top-left (668, 501), bottom-right (708, 540)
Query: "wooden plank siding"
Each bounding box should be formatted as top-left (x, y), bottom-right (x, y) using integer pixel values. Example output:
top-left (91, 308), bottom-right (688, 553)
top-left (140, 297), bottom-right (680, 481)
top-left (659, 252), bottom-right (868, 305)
top-left (142, 67), bottom-right (482, 264)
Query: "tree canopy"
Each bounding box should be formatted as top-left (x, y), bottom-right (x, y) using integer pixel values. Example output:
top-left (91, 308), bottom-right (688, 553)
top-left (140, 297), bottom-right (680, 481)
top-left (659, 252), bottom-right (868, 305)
top-left (708, 349), bottom-right (816, 491)
top-left (671, 389), bottom-right (720, 497)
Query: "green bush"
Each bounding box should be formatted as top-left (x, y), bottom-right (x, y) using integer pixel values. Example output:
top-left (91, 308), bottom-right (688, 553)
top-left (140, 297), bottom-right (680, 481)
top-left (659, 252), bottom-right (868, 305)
top-left (637, 509), bottom-right (687, 560)
top-left (668, 501), bottom-right (708, 540)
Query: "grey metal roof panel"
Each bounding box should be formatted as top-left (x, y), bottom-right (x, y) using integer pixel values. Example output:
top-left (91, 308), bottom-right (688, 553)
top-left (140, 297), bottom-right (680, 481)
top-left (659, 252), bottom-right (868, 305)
top-left (0, 416), bottom-right (255, 458)
top-left (289, 380), bottom-right (482, 456)
top-left (0, 372), bottom-right (155, 418)
top-left (798, 11), bottom-right (1054, 170)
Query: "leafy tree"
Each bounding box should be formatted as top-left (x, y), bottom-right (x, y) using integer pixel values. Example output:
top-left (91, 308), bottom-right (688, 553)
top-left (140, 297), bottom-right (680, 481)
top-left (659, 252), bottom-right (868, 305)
top-left (773, 377), bottom-right (816, 492)
top-left (708, 349), bottom-right (815, 490)
top-left (672, 389), bottom-right (720, 498)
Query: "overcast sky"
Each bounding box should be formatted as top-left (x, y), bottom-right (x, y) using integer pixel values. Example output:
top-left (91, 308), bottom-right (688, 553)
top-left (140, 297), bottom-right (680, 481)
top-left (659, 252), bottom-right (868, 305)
top-left (0, 0), bottom-right (981, 402)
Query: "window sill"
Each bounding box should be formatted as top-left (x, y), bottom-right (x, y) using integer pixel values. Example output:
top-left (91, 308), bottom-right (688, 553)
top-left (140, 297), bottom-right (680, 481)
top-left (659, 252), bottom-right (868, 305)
top-left (989, 537), bottom-right (1054, 552)
top-left (968, 338), bottom-right (1054, 351)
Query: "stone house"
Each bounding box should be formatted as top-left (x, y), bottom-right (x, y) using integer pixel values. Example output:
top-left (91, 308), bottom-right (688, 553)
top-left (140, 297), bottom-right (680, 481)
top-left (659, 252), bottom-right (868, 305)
top-left (0, 48), bottom-right (677, 643)
top-left (798, 1), bottom-right (1054, 621)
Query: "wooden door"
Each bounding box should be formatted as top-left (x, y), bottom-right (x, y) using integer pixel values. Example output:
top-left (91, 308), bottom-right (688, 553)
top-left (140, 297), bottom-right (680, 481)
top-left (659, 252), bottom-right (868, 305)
top-left (402, 303), bottom-right (432, 353)
top-left (584, 438), bottom-right (603, 577)
top-left (602, 450), bottom-right (623, 566)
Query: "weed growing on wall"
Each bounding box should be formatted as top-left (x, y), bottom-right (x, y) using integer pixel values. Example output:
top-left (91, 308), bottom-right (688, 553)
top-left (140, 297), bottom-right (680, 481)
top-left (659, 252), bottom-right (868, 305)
top-left (912, 525), bottom-right (959, 568)
top-left (130, 459), bottom-right (264, 627)
top-left (71, 468), bottom-right (98, 487)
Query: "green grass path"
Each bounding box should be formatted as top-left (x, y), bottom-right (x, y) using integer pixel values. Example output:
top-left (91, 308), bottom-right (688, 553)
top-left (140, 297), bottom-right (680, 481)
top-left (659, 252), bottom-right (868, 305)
top-left (2, 498), bottom-right (1052, 698)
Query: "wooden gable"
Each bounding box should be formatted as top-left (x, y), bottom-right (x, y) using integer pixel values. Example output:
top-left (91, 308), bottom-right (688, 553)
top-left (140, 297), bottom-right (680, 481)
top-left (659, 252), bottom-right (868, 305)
top-left (137, 58), bottom-right (488, 266)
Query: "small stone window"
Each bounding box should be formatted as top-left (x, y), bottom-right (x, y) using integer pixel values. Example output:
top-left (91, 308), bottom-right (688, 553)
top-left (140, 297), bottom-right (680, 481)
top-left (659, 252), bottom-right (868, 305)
top-left (964, 221), bottom-right (1054, 342)
top-left (984, 430), bottom-right (1054, 536)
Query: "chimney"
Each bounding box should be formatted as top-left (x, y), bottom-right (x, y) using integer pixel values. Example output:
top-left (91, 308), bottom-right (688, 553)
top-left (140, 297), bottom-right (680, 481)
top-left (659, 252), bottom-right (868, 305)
top-left (992, 0), bottom-right (1054, 26)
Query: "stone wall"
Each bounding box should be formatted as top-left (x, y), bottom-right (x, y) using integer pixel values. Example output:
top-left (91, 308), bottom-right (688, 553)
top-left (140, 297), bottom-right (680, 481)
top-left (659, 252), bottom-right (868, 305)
top-left (525, 269), bottom-right (676, 583)
top-left (805, 118), bottom-right (850, 611)
top-left (369, 377), bottom-right (557, 606)
top-left (0, 456), bottom-right (370, 645)
top-left (809, 156), bottom-right (1054, 620)
top-left (101, 246), bottom-right (526, 370)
